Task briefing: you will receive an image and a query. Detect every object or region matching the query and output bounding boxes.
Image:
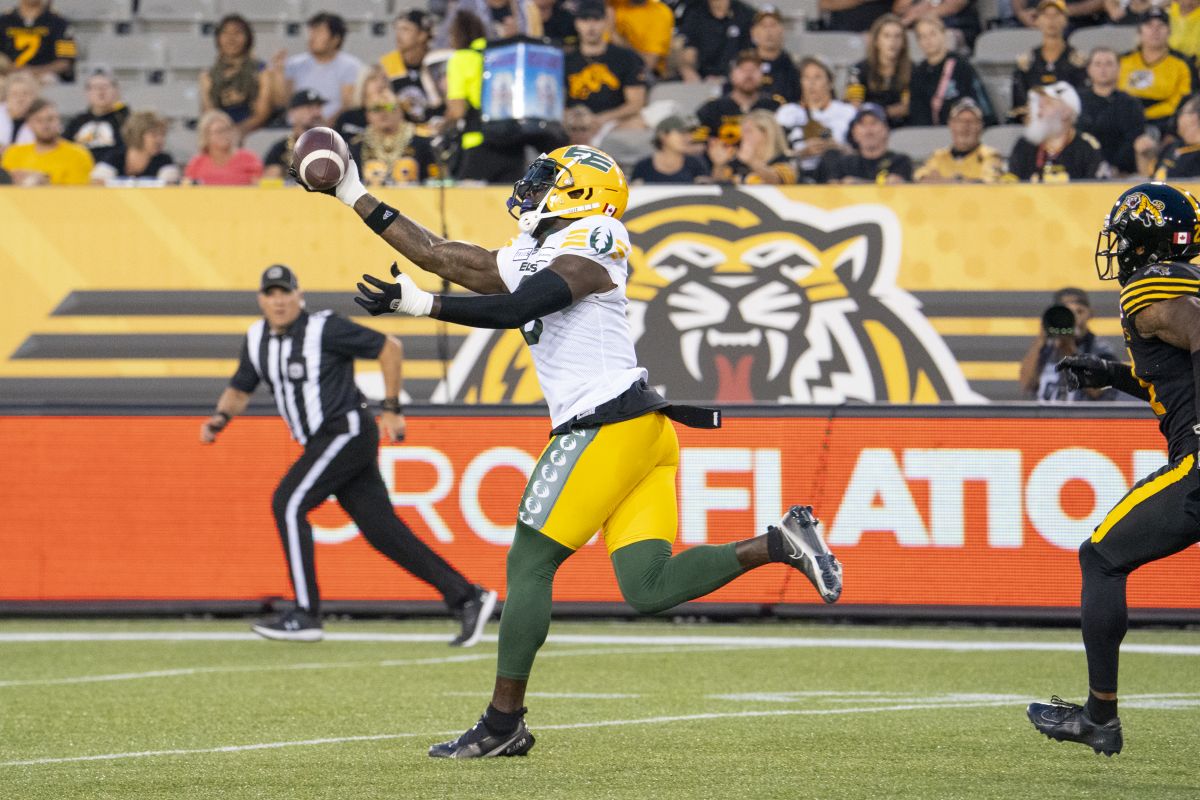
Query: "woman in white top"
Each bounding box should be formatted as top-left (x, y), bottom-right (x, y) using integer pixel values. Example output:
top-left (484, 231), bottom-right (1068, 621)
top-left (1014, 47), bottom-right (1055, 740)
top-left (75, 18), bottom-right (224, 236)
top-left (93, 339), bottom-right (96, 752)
top-left (0, 71), bottom-right (39, 150)
top-left (775, 56), bottom-right (856, 178)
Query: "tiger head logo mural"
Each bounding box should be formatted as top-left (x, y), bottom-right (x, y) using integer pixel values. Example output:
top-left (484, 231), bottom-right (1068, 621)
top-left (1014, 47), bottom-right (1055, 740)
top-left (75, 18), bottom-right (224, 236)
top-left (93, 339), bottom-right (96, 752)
top-left (436, 187), bottom-right (980, 405)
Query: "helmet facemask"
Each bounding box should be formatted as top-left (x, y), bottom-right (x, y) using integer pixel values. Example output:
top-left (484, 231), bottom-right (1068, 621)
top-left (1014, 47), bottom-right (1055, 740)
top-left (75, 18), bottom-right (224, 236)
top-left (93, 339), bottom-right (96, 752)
top-left (506, 154), bottom-right (604, 234)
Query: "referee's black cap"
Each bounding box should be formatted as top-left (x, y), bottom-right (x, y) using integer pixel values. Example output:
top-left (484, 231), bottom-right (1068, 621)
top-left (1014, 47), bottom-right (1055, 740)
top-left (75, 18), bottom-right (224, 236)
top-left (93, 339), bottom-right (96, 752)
top-left (260, 264), bottom-right (299, 292)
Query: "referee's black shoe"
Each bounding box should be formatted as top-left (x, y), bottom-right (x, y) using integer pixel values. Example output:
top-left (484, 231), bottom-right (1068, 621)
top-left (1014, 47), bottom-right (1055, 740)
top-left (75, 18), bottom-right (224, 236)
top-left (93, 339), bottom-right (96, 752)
top-left (251, 609), bottom-right (324, 642)
top-left (1027, 696), bottom-right (1123, 756)
top-left (428, 716), bottom-right (535, 758)
top-left (450, 585), bottom-right (497, 648)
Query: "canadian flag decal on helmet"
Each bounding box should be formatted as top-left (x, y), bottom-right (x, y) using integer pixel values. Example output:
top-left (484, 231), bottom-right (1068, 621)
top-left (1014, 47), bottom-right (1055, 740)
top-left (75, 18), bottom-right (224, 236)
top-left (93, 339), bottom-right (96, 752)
top-left (1175, 232), bottom-right (1190, 244)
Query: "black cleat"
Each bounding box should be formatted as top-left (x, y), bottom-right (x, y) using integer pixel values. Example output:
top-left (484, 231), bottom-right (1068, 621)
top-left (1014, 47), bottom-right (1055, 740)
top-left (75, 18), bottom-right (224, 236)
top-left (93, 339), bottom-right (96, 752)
top-left (772, 505), bottom-right (843, 603)
top-left (251, 609), bottom-right (324, 642)
top-left (428, 717), bottom-right (536, 759)
top-left (450, 585), bottom-right (498, 648)
top-left (1027, 696), bottom-right (1123, 756)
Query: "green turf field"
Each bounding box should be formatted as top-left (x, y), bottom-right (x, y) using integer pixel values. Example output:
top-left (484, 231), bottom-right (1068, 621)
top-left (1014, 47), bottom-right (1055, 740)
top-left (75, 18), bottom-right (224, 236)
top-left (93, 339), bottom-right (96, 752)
top-left (3, 618), bottom-right (1199, 800)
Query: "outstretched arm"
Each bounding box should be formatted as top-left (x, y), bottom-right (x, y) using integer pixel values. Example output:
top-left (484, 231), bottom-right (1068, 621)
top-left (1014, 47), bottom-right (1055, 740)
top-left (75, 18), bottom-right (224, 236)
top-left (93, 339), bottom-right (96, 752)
top-left (296, 157), bottom-right (508, 296)
top-left (355, 255), bottom-right (615, 328)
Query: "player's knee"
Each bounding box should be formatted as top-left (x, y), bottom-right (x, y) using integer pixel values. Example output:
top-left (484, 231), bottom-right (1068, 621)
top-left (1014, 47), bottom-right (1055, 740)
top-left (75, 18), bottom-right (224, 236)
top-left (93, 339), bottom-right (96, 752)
top-left (1079, 539), bottom-right (1121, 578)
top-left (621, 586), bottom-right (671, 616)
top-left (270, 487), bottom-right (291, 523)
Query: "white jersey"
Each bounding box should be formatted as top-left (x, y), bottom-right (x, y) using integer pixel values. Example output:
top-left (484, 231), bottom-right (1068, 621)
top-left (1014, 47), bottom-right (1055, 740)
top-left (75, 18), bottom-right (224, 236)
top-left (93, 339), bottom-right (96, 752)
top-left (496, 215), bottom-right (646, 428)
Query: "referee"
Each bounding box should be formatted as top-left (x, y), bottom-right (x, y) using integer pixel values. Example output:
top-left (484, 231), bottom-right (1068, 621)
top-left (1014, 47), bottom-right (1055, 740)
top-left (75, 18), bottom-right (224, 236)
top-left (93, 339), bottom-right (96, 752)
top-left (201, 265), bottom-right (496, 645)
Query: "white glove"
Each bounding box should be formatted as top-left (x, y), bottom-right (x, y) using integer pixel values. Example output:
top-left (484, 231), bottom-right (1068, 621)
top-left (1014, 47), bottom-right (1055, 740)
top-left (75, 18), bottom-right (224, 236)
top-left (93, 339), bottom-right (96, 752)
top-left (335, 156), bottom-right (368, 208)
top-left (390, 272), bottom-right (434, 316)
top-left (356, 263), bottom-right (434, 317)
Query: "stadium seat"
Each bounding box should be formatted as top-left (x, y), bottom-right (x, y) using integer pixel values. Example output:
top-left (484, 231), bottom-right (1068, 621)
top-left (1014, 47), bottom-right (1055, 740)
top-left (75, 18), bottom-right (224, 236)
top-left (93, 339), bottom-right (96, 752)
top-left (1069, 25), bottom-right (1137, 56)
top-left (243, 128), bottom-right (284, 161)
top-left (52, 0), bottom-right (133, 33)
top-left (786, 31), bottom-right (867, 67)
top-left (982, 72), bottom-right (1013, 120)
top-left (136, 0), bottom-right (216, 33)
top-left (253, 32), bottom-right (303, 62)
top-left (159, 33), bottom-right (216, 73)
top-left (303, 0), bottom-right (387, 33)
top-left (165, 124), bottom-right (197, 162)
top-left (218, 0), bottom-right (303, 33)
top-left (41, 82), bottom-right (87, 117)
top-left (982, 123), bottom-right (1024, 156)
top-left (973, 29), bottom-right (1042, 65)
top-left (80, 34), bottom-right (166, 79)
top-left (597, 126), bottom-right (654, 171)
top-left (888, 125), bottom-right (947, 164)
top-left (344, 34), bottom-right (393, 66)
top-left (763, 0), bottom-right (819, 28)
top-left (647, 82), bottom-right (720, 115)
top-left (123, 82), bottom-right (202, 122)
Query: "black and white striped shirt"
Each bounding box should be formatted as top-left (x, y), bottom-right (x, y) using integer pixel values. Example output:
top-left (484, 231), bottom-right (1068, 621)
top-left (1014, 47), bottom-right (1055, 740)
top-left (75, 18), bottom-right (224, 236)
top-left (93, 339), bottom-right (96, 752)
top-left (230, 310), bottom-right (386, 445)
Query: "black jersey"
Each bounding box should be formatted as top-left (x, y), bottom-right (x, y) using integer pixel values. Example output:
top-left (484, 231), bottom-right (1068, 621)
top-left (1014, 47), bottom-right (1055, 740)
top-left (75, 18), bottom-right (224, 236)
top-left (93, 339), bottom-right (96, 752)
top-left (1119, 261), bottom-right (1200, 462)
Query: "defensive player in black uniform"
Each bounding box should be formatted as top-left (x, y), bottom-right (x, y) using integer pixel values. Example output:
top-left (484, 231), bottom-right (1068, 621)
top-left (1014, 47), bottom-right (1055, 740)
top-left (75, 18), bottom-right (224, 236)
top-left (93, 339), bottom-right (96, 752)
top-left (1028, 182), bottom-right (1200, 755)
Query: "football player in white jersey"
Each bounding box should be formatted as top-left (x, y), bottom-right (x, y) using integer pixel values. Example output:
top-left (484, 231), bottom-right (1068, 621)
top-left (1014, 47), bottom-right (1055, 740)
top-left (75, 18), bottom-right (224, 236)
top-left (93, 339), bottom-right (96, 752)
top-left (297, 144), bottom-right (843, 759)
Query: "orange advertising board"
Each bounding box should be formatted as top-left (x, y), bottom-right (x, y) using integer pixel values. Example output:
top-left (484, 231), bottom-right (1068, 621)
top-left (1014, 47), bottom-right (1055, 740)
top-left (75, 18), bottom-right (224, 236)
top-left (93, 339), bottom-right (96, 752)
top-left (0, 413), bottom-right (1194, 609)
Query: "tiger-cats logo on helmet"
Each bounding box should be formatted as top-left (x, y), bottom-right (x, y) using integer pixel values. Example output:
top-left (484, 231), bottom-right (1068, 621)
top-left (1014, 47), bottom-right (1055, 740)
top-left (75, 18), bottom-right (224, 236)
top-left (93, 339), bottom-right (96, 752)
top-left (1114, 192), bottom-right (1167, 229)
top-left (435, 187), bottom-right (980, 405)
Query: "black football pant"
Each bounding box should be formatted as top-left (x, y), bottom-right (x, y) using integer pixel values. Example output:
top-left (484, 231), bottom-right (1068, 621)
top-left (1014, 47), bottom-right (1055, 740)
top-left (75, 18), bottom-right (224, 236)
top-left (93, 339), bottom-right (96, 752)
top-left (270, 408), bottom-right (474, 615)
top-left (1080, 455), bottom-right (1200, 694)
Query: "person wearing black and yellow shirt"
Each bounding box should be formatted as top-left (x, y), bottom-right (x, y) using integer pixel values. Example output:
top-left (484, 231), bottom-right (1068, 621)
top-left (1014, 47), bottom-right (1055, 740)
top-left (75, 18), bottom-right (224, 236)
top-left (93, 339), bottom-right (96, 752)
top-left (815, 103), bottom-right (913, 183)
top-left (564, 1), bottom-right (646, 128)
top-left (379, 9), bottom-right (435, 124)
top-left (1153, 94), bottom-right (1200, 176)
top-left (63, 70), bottom-right (128, 165)
top-left (1007, 82), bottom-right (1107, 182)
top-left (695, 51), bottom-right (779, 145)
top-left (845, 14), bottom-right (912, 126)
top-left (707, 108), bottom-right (797, 183)
top-left (1119, 8), bottom-right (1193, 135)
top-left (1078, 47), bottom-right (1145, 175)
top-left (0, 0), bottom-right (75, 82)
top-left (677, 0), bottom-right (755, 82)
top-left (350, 88), bottom-right (437, 186)
top-left (915, 97), bottom-right (1003, 182)
top-left (751, 6), bottom-right (800, 104)
top-left (1010, 0), bottom-right (1087, 123)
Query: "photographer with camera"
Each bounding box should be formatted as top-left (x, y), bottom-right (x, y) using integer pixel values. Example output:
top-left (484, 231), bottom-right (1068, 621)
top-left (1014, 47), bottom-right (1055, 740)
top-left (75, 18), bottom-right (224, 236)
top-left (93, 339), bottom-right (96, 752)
top-left (1019, 287), bottom-right (1119, 402)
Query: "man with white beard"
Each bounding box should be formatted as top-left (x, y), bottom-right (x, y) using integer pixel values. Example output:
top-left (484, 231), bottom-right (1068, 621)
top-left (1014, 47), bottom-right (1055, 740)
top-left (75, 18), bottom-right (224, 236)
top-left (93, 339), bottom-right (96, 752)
top-left (1006, 81), bottom-right (1107, 182)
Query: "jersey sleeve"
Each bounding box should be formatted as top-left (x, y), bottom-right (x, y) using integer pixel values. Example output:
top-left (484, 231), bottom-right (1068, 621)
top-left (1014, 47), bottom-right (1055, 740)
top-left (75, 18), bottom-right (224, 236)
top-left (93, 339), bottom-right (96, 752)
top-left (1120, 263), bottom-right (1200, 318)
top-left (322, 312), bottom-right (387, 359)
top-left (229, 338), bottom-right (260, 393)
top-left (554, 217), bottom-right (632, 285)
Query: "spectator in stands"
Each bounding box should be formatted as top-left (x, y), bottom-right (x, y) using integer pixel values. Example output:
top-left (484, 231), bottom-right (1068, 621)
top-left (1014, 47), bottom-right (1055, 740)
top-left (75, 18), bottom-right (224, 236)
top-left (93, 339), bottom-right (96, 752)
top-left (184, 110), bottom-right (263, 186)
top-left (1009, 0), bottom-right (1088, 123)
top-left (90, 111), bottom-right (178, 184)
top-left (1007, 82), bottom-right (1107, 180)
top-left (0, 69), bottom-right (38, 148)
top-left (333, 66), bottom-right (391, 140)
top-left (820, 0), bottom-right (891, 33)
top-left (1152, 93), bottom-right (1200, 175)
top-left (1019, 288), bottom-right (1117, 402)
top-left (846, 14), bottom-right (911, 127)
top-left (0, 0), bottom-right (76, 83)
top-left (381, 9), bottom-right (438, 124)
top-left (200, 14), bottom-right (275, 137)
top-left (678, 0), bottom-right (755, 83)
top-left (282, 12), bottom-right (364, 122)
top-left (1169, 0), bottom-right (1200, 57)
top-left (467, 0), bottom-right (532, 40)
top-left (528, 0), bottom-right (577, 46)
top-left (0, 98), bottom-right (90, 184)
top-left (350, 88), bottom-right (437, 186)
top-left (707, 108), bottom-right (796, 183)
top-left (1103, 0), bottom-right (1154, 26)
top-left (1120, 9), bottom-right (1193, 134)
top-left (915, 97), bottom-right (1003, 181)
top-left (1014, 0), bottom-right (1107, 28)
top-left (909, 16), bottom-right (997, 127)
top-left (895, 0), bottom-right (980, 49)
top-left (632, 114), bottom-right (708, 182)
top-left (564, 105), bottom-right (602, 145)
top-left (565, 1), bottom-right (647, 129)
top-left (63, 70), bottom-right (127, 165)
top-left (776, 56), bottom-right (856, 178)
top-left (696, 51), bottom-right (779, 144)
top-left (815, 102), bottom-right (913, 183)
top-left (1078, 46), bottom-right (1145, 175)
top-left (751, 6), bottom-right (800, 104)
top-left (610, 0), bottom-right (675, 77)
top-left (263, 90), bottom-right (326, 180)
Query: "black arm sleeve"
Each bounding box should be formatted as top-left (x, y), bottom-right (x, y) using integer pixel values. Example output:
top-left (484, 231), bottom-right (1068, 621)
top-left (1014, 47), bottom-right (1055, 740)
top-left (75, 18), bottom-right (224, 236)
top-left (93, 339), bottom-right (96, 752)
top-left (1109, 361), bottom-right (1151, 401)
top-left (229, 339), bottom-right (260, 393)
top-left (434, 268), bottom-right (574, 329)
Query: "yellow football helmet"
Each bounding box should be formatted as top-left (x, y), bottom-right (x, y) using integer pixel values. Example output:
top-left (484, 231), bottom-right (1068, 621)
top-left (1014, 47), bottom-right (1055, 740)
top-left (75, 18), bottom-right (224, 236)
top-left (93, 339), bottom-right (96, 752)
top-left (506, 145), bottom-right (629, 233)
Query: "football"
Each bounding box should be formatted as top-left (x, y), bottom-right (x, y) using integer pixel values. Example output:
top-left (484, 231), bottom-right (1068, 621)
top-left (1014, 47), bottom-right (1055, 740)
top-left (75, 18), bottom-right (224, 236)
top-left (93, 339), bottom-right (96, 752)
top-left (291, 126), bottom-right (349, 192)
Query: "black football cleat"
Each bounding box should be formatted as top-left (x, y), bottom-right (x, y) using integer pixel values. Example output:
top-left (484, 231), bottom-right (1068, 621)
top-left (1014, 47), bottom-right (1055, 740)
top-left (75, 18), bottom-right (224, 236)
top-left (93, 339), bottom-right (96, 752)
top-left (450, 586), bottom-right (498, 648)
top-left (1027, 696), bottom-right (1123, 756)
top-left (428, 716), bottom-right (536, 759)
top-left (772, 505), bottom-right (843, 603)
top-left (251, 609), bottom-right (324, 642)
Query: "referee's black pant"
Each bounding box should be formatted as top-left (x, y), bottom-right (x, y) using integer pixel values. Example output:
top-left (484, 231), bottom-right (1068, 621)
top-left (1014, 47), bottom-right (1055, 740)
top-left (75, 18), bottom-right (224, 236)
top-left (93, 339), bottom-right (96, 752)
top-left (270, 407), bottom-right (474, 615)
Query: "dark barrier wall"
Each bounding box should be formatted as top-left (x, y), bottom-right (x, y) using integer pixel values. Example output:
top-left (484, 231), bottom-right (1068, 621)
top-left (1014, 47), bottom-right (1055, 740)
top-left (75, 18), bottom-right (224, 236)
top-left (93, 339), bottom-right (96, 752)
top-left (1, 408), bottom-right (1192, 613)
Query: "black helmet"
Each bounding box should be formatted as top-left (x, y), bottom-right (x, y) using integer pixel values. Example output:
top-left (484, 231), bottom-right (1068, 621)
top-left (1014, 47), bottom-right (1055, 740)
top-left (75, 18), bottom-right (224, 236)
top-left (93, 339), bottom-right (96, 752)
top-left (1096, 182), bottom-right (1200, 283)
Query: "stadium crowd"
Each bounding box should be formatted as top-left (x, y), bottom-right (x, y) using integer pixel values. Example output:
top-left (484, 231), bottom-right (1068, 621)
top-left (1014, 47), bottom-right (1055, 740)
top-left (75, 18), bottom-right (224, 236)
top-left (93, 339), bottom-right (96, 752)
top-left (1, 0), bottom-right (1200, 185)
